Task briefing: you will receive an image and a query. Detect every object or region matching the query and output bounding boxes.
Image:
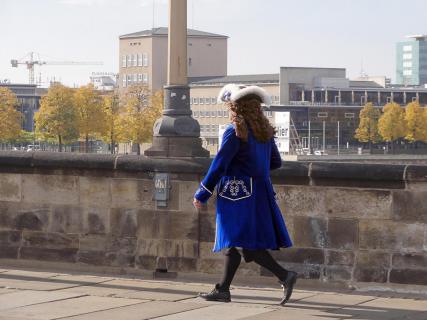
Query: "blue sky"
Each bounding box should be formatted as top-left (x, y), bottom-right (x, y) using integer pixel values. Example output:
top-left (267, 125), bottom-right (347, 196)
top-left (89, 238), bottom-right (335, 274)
top-left (1, 0), bottom-right (426, 86)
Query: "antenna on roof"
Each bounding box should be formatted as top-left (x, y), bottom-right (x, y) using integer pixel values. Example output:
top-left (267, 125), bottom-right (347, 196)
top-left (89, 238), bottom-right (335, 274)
top-left (152, 0), bottom-right (155, 29)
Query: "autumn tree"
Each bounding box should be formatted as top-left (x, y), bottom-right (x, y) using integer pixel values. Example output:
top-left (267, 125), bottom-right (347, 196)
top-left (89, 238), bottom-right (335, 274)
top-left (354, 103), bottom-right (381, 152)
top-left (378, 102), bottom-right (406, 153)
top-left (34, 84), bottom-right (79, 152)
top-left (102, 91), bottom-right (123, 154)
top-left (404, 101), bottom-right (427, 147)
top-left (74, 84), bottom-right (107, 152)
top-left (0, 87), bottom-right (22, 142)
top-left (120, 84), bottom-right (163, 155)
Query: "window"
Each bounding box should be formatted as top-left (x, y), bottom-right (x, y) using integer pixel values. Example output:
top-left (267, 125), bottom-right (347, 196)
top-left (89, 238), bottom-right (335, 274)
top-left (188, 57), bottom-right (192, 66)
top-left (127, 74), bottom-right (132, 84)
top-left (143, 73), bottom-right (148, 84)
top-left (200, 97), bottom-right (204, 105)
top-left (126, 54), bottom-right (131, 67)
top-left (122, 75), bottom-right (127, 88)
top-left (138, 53), bottom-right (142, 67)
top-left (403, 61), bottom-right (412, 68)
top-left (122, 55), bottom-right (126, 68)
top-left (403, 53), bottom-right (412, 60)
top-left (317, 112), bottom-right (328, 118)
top-left (138, 74), bottom-right (143, 82)
top-left (403, 45), bottom-right (412, 52)
top-left (193, 111), bottom-right (199, 117)
top-left (224, 110), bottom-right (229, 117)
top-left (133, 74), bottom-right (138, 82)
top-left (211, 111), bottom-right (216, 117)
top-left (345, 112), bottom-right (355, 119)
top-left (211, 97), bottom-right (216, 104)
top-left (403, 70), bottom-right (412, 76)
top-left (194, 97), bottom-right (199, 105)
top-left (143, 53), bottom-right (149, 67)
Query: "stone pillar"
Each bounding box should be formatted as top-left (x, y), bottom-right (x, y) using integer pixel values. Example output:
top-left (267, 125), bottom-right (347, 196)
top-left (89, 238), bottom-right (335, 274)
top-left (144, 0), bottom-right (209, 158)
top-left (377, 91), bottom-right (381, 105)
top-left (311, 90), bottom-right (314, 104)
top-left (325, 90), bottom-right (328, 103)
top-left (391, 91), bottom-right (394, 103)
top-left (403, 91), bottom-right (407, 104)
top-left (351, 90), bottom-right (355, 105)
top-left (338, 90), bottom-right (341, 105)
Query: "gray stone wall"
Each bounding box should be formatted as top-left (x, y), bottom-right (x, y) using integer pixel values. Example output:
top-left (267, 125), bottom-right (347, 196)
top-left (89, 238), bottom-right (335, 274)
top-left (0, 151), bottom-right (426, 287)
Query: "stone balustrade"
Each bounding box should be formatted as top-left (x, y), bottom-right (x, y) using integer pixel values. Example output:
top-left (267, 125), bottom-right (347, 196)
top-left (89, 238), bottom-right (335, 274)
top-left (0, 151), bottom-right (426, 288)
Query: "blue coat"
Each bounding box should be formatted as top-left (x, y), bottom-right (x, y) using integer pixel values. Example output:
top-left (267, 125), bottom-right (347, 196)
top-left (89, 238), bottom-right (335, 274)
top-left (194, 123), bottom-right (293, 252)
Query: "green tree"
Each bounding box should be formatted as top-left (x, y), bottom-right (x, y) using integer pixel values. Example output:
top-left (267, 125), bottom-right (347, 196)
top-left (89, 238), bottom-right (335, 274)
top-left (378, 102), bottom-right (406, 153)
top-left (354, 103), bottom-right (381, 152)
top-left (120, 84), bottom-right (163, 155)
top-left (74, 84), bottom-right (107, 152)
top-left (34, 84), bottom-right (79, 152)
top-left (404, 101), bottom-right (426, 146)
top-left (0, 87), bottom-right (22, 142)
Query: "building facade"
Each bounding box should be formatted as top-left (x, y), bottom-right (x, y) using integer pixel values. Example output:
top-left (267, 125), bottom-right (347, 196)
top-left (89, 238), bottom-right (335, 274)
top-left (189, 74), bottom-right (280, 154)
top-left (396, 35), bottom-right (427, 86)
top-left (118, 27), bottom-right (228, 92)
top-left (0, 83), bottom-right (41, 133)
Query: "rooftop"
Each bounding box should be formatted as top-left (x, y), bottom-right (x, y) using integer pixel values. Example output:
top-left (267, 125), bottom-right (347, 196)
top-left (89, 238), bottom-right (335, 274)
top-left (190, 73), bottom-right (279, 86)
top-left (406, 34), bottom-right (427, 41)
top-left (119, 27), bottom-right (228, 39)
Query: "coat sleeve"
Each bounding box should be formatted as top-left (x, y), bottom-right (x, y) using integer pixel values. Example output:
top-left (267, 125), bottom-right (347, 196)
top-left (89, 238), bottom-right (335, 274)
top-left (194, 125), bottom-right (240, 203)
top-left (270, 137), bottom-right (282, 170)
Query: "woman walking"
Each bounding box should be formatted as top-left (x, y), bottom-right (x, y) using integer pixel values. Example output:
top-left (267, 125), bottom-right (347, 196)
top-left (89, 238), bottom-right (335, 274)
top-left (193, 84), bottom-right (297, 306)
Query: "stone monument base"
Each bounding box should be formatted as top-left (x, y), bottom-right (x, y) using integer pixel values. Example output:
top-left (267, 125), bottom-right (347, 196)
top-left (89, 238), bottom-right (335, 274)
top-left (144, 136), bottom-right (210, 158)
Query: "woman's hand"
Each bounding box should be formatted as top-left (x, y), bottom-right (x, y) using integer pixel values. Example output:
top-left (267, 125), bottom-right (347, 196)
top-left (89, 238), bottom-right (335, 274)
top-left (193, 198), bottom-right (204, 209)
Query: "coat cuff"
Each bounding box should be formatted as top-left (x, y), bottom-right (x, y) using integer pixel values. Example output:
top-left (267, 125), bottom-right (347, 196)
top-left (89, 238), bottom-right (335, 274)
top-left (194, 182), bottom-right (213, 203)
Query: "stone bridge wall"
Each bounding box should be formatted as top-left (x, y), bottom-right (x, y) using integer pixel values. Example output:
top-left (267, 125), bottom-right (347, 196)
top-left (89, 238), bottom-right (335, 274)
top-left (0, 152), bottom-right (426, 288)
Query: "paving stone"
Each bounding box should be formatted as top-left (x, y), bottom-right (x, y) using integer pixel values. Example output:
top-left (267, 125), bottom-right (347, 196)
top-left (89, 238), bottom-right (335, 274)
top-left (226, 288), bottom-right (316, 305)
top-left (1, 295), bottom-right (142, 319)
top-left (151, 304), bottom-right (272, 320)
top-left (0, 290), bottom-right (85, 310)
top-left (296, 292), bottom-right (376, 308)
top-left (59, 301), bottom-right (206, 320)
top-left (238, 307), bottom-right (352, 320)
top-left (3, 269), bottom-right (61, 278)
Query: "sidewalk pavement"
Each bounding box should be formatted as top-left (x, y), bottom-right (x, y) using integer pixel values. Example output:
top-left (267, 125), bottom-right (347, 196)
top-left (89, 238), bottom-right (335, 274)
top-left (0, 267), bottom-right (426, 320)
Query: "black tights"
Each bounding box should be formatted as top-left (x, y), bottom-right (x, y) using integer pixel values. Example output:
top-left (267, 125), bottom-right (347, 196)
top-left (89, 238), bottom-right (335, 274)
top-left (218, 247), bottom-right (288, 291)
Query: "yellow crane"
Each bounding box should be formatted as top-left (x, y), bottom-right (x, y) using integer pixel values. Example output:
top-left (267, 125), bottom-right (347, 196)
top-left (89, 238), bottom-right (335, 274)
top-left (11, 52), bottom-right (103, 85)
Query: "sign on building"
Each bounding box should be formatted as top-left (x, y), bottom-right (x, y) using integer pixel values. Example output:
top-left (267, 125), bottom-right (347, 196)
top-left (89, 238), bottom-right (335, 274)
top-left (274, 112), bottom-right (290, 153)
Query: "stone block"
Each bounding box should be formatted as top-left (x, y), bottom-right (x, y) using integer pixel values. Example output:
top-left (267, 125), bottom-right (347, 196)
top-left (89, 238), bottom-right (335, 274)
top-left (326, 250), bottom-right (355, 266)
top-left (79, 235), bottom-right (108, 251)
top-left (199, 214), bottom-right (216, 242)
top-left (354, 266), bottom-right (388, 283)
top-left (261, 262), bottom-right (321, 279)
top-left (110, 208), bottom-right (138, 238)
top-left (327, 219), bottom-right (358, 249)
top-left (111, 178), bottom-right (153, 209)
top-left (86, 207), bottom-right (110, 234)
top-left (79, 176), bottom-right (111, 207)
top-left (392, 191), bottom-right (427, 222)
top-left (276, 186), bottom-right (326, 217)
top-left (135, 255), bottom-right (157, 270)
top-left (392, 253), bottom-right (427, 269)
top-left (354, 251), bottom-right (390, 283)
top-left (179, 181), bottom-right (200, 212)
top-left (325, 189), bottom-right (392, 219)
top-left (197, 258), bottom-right (224, 274)
top-left (20, 247), bottom-right (77, 262)
top-left (199, 242), bottom-right (219, 259)
top-left (359, 221), bottom-right (424, 250)
top-left (0, 230), bottom-right (21, 246)
top-left (390, 269), bottom-right (427, 285)
top-left (323, 266), bottom-right (352, 282)
top-left (292, 216), bottom-right (327, 248)
top-left (271, 247), bottom-right (324, 264)
top-left (0, 173), bottom-right (21, 202)
top-left (22, 174), bottom-right (78, 205)
top-left (135, 238), bottom-right (197, 259)
top-left (13, 207), bottom-right (50, 231)
top-left (104, 237), bottom-right (136, 267)
top-left (22, 231), bottom-right (79, 249)
top-left (0, 246), bottom-right (18, 259)
top-left (77, 250), bottom-right (107, 266)
top-left (49, 205), bottom-right (84, 234)
top-left (166, 257), bottom-right (197, 272)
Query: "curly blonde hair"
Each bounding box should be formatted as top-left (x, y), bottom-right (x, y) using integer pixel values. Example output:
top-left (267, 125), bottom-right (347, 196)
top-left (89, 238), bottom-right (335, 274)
top-left (227, 98), bottom-right (275, 143)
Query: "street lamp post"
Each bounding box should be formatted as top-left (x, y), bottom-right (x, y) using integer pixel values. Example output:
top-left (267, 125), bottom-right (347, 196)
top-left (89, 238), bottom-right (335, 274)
top-left (144, 0), bottom-right (209, 158)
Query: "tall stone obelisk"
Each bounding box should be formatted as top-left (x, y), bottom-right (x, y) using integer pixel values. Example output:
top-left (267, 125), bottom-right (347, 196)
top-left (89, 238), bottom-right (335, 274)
top-left (144, 0), bottom-right (209, 158)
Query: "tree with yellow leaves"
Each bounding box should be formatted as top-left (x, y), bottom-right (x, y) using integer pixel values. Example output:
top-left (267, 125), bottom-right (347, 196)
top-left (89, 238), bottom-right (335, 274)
top-left (0, 87), bottom-right (22, 142)
top-left (378, 102), bottom-right (406, 153)
top-left (74, 84), bottom-right (107, 153)
top-left (102, 90), bottom-right (123, 154)
top-left (120, 84), bottom-right (163, 155)
top-left (354, 103), bottom-right (382, 152)
top-left (404, 101), bottom-right (427, 147)
top-left (34, 84), bottom-right (79, 152)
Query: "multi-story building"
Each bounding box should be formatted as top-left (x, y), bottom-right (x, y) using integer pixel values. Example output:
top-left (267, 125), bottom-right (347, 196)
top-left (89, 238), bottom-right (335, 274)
top-left (396, 35), bottom-right (427, 86)
top-left (0, 83), bottom-right (42, 132)
top-left (118, 27), bottom-right (228, 92)
top-left (189, 74), bottom-right (280, 154)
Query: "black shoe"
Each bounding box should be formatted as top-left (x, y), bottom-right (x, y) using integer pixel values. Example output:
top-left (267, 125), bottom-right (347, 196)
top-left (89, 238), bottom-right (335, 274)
top-left (199, 284), bottom-right (231, 302)
top-left (279, 271), bottom-right (297, 305)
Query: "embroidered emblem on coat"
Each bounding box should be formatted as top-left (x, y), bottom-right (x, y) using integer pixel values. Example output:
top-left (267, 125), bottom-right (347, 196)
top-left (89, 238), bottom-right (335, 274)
top-left (219, 176), bottom-right (252, 201)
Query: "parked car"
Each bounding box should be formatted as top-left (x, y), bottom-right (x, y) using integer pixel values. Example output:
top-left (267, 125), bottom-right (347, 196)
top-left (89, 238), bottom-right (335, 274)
top-left (26, 145), bottom-right (41, 152)
top-left (314, 150), bottom-right (328, 156)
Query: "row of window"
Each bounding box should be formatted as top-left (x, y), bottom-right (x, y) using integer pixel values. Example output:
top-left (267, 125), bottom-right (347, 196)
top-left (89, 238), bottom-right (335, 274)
top-left (317, 112), bottom-right (355, 119)
top-left (190, 96), bottom-right (280, 105)
top-left (193, 110), bottom-right (273, 118)
top-left (122, 53), bottom-right (149, 68)
top-left (403, 45), bottom-right (413, 52)
top-left (403, 70), bottom-right (413, 76)
top-left (200, 124), bottom-right (220, 133)
top-left (403, 53), bottom-right (413, 60)
top-left (122, 73), bottom-right (149, 87)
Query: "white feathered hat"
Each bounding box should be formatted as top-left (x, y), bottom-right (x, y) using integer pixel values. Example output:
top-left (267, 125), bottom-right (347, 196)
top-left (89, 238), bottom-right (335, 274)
top-left (217, 84), bottom-right (272, 105)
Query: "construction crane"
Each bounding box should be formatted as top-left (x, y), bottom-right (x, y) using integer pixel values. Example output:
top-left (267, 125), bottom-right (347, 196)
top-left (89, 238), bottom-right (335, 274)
top-left (11, 52), bottom-right (103, 85)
